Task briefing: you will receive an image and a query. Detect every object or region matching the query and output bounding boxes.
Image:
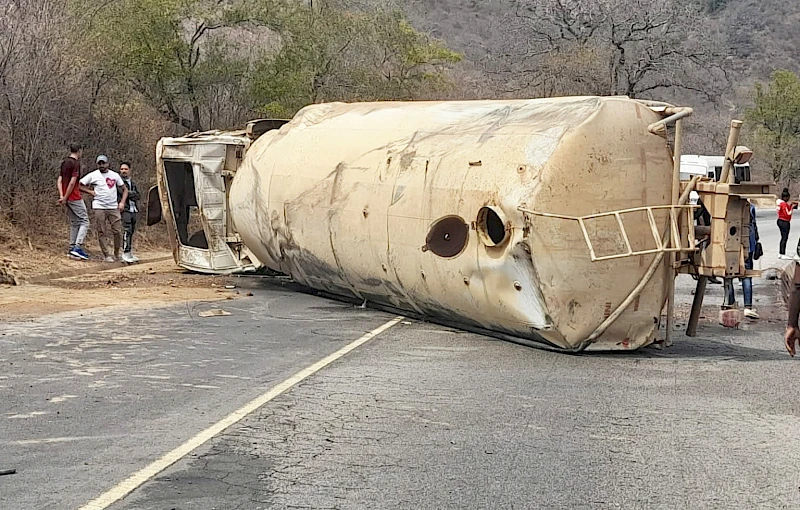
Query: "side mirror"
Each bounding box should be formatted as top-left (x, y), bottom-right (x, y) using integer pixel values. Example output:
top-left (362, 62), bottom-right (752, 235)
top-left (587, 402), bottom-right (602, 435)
top-left (246, 118), bottom-right (289, 139)
top-left (147, 186), bottom-right (162, 226)
top-left (734, 146), bottom-right (753, 164)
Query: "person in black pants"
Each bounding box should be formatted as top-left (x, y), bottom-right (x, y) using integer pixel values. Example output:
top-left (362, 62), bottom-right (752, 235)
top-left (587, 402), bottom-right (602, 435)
top-left (118, 162), bottom-right (141, 263)
top-left (777, 188), bottom-right (798, 260)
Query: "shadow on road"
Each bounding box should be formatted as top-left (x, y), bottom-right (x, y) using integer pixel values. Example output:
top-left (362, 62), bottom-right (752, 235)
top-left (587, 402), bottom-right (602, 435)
top-left (591, 334), bottom-right (788, 361)
top-left (234, 275), bottom-right (789, 361)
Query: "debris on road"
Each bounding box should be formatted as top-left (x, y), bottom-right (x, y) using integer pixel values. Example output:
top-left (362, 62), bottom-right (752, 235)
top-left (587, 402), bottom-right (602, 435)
top-left (1, 259), bottom-right (20, 286)
top-left (0, 468), bottom-right (16, 476)
top-left (199, 309), bottom-right (232, 318)
top-left (719, 309), bottom-right (742, 329)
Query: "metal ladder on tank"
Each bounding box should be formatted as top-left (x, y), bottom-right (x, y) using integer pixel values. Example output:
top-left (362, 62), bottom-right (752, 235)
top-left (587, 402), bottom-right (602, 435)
top-left (518, 204), bottom-right (699, 261)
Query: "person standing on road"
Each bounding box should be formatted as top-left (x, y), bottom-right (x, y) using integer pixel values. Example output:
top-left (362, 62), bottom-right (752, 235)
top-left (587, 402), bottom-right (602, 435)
top-left (776, 188), bottom-right (797, 259)
top-left (118, 161), bottom-right (140, 263)
top-left (784, 263), bottom-right (800, 356)
top-left (725, 201), bottom-right (759, 319)
top-left (79, 155), bottom-right (128, 262)
top-left (56, 143), bottom-right (90, 261)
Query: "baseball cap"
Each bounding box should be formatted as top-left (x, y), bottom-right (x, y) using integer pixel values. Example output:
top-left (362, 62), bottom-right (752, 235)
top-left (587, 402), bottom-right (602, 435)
top-left (96, 155), bottom-right (108, 164)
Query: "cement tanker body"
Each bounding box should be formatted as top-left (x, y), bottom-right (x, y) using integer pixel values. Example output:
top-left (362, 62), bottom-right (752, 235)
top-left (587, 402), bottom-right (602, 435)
top-left (226, 97), bottom-right (676, 351)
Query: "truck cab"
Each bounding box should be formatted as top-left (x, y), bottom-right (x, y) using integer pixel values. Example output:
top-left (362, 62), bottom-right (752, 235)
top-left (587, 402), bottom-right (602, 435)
top-left (147, 119), bottom-right (287, 274)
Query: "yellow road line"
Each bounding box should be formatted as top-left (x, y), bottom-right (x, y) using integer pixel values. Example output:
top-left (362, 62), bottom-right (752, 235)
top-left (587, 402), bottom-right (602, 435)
top-left (79, 316), bottom-right (405, 510)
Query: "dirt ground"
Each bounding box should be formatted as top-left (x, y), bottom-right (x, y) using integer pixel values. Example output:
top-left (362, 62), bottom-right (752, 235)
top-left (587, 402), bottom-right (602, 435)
top-left (0, 253), bottom-right (242, 321)
top-left (1, 240), bottom-right (788, 329)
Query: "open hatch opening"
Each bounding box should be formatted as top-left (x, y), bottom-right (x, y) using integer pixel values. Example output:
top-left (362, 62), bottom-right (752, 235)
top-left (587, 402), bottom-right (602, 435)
top-left (164, 160), bottom-right (208, 249)
top-left (476, 206), bottom-right (509, 247)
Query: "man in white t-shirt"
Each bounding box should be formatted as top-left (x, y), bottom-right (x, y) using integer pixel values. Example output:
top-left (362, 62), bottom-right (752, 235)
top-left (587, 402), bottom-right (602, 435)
top-left (79, 155), bottom-right (128, 262)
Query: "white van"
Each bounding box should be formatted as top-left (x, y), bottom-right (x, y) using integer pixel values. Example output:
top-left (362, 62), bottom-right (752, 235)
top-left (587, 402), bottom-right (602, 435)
top-left (681, 155), bottom-right (752, 205)
top-left (680, 154), bottom-right (751, 183)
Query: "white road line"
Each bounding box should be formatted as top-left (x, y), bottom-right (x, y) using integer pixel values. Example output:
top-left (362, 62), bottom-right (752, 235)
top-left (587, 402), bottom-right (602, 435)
top-left (79, 316), bottom-right (405, 510)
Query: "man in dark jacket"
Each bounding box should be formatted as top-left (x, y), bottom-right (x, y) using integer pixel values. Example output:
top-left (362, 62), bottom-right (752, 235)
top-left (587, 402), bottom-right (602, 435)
top-left (118, 161), bottom-right (141, 263)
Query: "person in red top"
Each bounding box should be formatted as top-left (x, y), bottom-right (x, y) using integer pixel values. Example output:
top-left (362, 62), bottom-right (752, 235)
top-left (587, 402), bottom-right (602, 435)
top-left (776, 188), bottom-right (798, 260)
top-left (57, 143), bottom-right (90, 260)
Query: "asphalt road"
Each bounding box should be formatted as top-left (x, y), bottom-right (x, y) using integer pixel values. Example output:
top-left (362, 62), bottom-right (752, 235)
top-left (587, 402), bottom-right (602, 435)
top-left (752, 207), bottom-right (791, 268)
top-left (2, 211), bottom-right (800, 509)
top-left (117, 321), bottom-right (799, 510)
top-left (0, 282), bottom-right (394, 509)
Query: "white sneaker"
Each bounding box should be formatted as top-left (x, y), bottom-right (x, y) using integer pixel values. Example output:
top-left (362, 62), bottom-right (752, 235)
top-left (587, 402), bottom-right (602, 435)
top-left (104, 256), bottom-right (115, 263)
top-left (744, 308), bottom-right (759, 319)
top-left (129, 253), bottom-right (140, 263)
top-left (121, 253), bottom-right (135, 264)
top-left (779, 254), bottom-right (791, 260)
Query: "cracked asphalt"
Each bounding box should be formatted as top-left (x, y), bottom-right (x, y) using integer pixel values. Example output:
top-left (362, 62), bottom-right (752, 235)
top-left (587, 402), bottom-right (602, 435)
top-left (109, 299), bottom-right (800, 510)
top-left (2, 209), bottom-right (800, 510)
top-left (0, 280), bottom-right (393, 509)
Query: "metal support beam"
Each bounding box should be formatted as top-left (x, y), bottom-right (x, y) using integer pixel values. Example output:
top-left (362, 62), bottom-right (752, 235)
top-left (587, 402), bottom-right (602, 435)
top-left (686, 276), bottom-right (707, 337)
top-left (666, 119), bottom-right (684, 347)
top-left (719, 120), bottom-right (743, 184)
top-left (723, 278), bottom-right (734, 308)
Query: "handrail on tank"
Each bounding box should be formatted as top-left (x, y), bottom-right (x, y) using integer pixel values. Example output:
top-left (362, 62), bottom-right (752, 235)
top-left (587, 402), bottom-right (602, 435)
top-left (637, 100), bottom-right (676, 109)
top-left (646, 106), bottom-right (694, 135)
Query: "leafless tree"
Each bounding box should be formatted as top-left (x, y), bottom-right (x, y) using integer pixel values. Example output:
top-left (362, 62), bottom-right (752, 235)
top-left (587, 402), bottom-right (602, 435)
top-left (0, 0), bottom-right (173, 231)
top-left (493, 0), bottom-right (729, 100)
top-left (0, 0), bottom-right (77, 220)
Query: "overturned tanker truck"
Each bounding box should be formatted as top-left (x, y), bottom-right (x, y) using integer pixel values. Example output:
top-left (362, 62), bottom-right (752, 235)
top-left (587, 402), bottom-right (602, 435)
top-left (147, 96), bottom-right (773, 352)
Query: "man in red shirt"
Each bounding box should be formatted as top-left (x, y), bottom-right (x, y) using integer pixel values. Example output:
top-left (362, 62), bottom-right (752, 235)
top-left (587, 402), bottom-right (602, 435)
top-left (57, 143), bottom-right (90, 260)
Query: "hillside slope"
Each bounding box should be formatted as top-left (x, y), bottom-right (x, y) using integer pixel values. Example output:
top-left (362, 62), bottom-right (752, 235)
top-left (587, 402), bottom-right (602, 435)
top-left (380, 0), bottom-right (798, 160)
top-left (393, 0), bottom-right (799, 81)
